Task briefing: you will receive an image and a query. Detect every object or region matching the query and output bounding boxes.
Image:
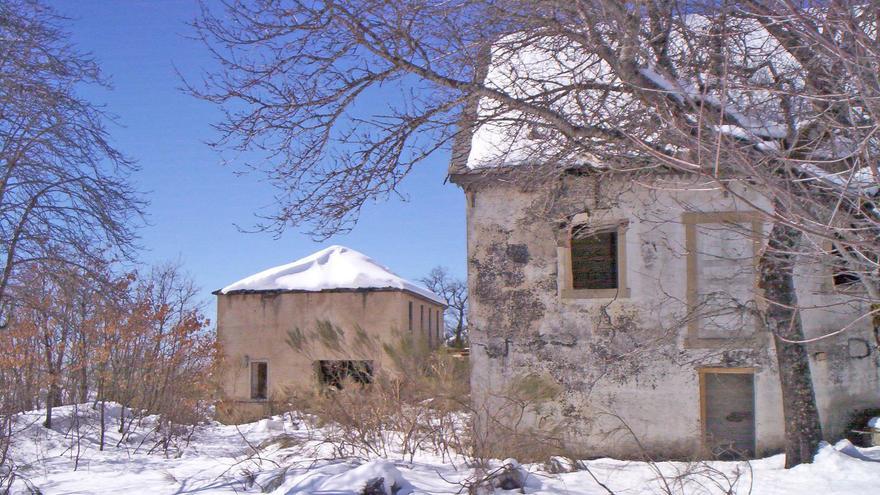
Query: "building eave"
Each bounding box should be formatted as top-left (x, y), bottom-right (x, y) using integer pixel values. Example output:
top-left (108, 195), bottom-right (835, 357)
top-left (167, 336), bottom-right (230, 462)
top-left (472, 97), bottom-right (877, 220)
top-left (213, 286), bottom-right (447, 308)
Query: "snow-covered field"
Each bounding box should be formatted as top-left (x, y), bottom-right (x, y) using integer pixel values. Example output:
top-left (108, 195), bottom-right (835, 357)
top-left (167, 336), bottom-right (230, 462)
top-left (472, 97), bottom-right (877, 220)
top-left (5, 404), bottom-right (880, 494)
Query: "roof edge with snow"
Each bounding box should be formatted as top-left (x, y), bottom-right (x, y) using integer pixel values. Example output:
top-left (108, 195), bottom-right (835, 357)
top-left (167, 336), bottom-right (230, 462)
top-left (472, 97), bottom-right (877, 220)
top-left (215, 245), bottom-right (447, 306)
top-left (213, 285), bottom-right (446, 306)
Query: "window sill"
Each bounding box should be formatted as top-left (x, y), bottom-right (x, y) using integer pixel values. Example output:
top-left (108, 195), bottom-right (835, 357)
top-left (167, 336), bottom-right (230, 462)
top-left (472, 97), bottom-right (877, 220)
top-left (684, 333), bottom-right (767, 350)
top-left (817, 283), bottom-right (865, 296)
top-left (561, 287), bottom-right (631, 300)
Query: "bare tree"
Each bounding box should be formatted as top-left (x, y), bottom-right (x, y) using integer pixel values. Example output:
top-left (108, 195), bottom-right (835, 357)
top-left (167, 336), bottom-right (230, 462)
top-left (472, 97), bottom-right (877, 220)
top-left (420, 266), bottom-right (468, 347)
top-left (0, 261), bottom-right (216, 463)
top-left (193, 0), bottom-right (880, 466)
top-left (0, 1), bottom-right (145, 468)
top-left (0, 0), bottom-right (145, 320)
top-left (13, 262), bottom-right (94, 428)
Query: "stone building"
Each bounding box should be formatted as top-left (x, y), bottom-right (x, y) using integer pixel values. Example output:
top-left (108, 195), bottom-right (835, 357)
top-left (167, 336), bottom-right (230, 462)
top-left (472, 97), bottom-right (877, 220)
top-left (440, 20), bottom-right (880, 460)
top-left (215, 245), bottom-right (445, 422)
top-left (451, 159), bottom-right (880, 459)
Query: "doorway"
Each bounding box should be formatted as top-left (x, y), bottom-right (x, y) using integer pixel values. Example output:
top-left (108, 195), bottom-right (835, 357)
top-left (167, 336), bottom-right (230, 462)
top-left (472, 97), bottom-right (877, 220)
top-left (700, 368), bottom-right (756, 459)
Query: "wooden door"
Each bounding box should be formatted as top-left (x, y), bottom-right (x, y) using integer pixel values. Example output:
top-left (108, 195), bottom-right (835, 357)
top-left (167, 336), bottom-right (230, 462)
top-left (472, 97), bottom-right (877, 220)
top-left (701, 369), bottom-right (755, 459)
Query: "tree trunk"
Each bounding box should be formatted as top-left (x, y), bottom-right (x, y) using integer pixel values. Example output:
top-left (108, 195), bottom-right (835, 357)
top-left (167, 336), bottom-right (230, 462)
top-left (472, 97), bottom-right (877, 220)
top-left (757, 218), bottom-right (823, 468)
top-left (454, 314), bottom-right (465, 348)
top-left (44, 378), bottom-right (61, 429)
top-left (79, 363), bottom-right (88, 404)
top-left (44, 376), bottom-right (56, 429)
top-left (99, 394), bottom-right (106, 451)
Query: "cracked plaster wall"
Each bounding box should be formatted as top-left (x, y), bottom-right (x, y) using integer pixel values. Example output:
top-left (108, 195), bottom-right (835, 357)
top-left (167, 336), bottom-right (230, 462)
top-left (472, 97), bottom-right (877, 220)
top-left (462, 173), bottom-right (880, 459)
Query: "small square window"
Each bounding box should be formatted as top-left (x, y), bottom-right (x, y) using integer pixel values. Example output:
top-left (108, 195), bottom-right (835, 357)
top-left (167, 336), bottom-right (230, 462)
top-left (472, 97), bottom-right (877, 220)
top-left (571, 227), bottom-right (618, 290)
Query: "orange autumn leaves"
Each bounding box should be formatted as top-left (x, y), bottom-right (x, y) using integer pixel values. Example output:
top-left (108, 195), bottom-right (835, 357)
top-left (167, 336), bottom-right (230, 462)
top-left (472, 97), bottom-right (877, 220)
top-left (0, 262), bottom-right (217, 429)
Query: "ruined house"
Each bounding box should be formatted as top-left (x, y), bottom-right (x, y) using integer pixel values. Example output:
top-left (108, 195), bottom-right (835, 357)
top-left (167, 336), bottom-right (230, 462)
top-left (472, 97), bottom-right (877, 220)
top-left (448, 43), bottom-right (880, 459)
top-left (214, 245), bottom-right (445, 422)
top-left (451, 160), bottom-right (880, 460)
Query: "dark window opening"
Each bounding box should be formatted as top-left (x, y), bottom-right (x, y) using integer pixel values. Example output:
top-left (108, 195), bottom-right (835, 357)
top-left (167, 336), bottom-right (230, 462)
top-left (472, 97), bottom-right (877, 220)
top-left (571, 226), bottom-right (618, 290)
top-left (420, 305), bottom-right (424, 331)
top-left (316, 360), bottom-right (374, 390)
top-left (428, 309), bottom-right (433, 346)
top-left (408, 301), bottom-right (413, 331)
top-left (250, 361), bottom-right (268, 400)
top-left (831, 246), bottom-right (860, 287)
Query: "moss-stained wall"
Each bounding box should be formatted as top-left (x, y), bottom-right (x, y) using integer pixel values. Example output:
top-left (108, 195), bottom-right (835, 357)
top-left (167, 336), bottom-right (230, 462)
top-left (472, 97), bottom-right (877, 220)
top-left (460, 172), bottom-right (880, 459)
top-left (216, 289), bottom-right (445, 422)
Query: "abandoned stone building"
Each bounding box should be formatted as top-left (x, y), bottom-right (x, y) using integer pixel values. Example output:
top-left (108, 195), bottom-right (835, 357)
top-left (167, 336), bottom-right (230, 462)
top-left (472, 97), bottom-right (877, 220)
top-left (214, 245), bottom-right (445, 422)
top-left (450, 156), bottom-right (880, 458)
top-left (446, 37), bottom-right (880, 456)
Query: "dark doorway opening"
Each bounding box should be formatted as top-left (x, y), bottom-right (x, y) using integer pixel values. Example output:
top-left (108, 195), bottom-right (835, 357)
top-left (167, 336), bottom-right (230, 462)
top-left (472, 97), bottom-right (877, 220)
top-left (250, 361), bottom-right (268, 400)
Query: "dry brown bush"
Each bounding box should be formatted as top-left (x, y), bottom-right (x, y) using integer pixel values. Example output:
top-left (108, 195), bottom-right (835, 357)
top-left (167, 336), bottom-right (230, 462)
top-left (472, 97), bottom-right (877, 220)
top-left (283, 322), bottom-right (576, 471)
top-left (284, 325), bottom-right (471, 463)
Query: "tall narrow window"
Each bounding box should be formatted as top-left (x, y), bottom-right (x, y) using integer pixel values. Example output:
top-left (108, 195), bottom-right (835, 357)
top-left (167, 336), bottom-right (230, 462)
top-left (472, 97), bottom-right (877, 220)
top-left (571, 226), bottom-right (618, 290)
top-left (250, 361), bottom-right (268, 400)
top-left (436, 309), bottom-right (441, 343)
top-left (428, 309), bottom-right (433, 346)
top-left (420, 305), bottom-right (424, 331)
top-left (408, 301), bottom-right (413, 331)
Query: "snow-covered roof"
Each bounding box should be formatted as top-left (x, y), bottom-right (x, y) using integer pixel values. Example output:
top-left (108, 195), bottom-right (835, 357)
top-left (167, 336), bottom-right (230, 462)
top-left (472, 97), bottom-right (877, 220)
top-left (217, 245), bottom-right (445, 305)
top-left (454, 18), bottom-right (804, 171)
top-left (799, 164), bottom-right (880, 198)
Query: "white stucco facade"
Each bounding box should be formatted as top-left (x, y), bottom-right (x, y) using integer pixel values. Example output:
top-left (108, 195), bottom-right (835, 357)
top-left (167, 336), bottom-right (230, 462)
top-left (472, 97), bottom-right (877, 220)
top-left (456, 172), bottom-right (879, 459)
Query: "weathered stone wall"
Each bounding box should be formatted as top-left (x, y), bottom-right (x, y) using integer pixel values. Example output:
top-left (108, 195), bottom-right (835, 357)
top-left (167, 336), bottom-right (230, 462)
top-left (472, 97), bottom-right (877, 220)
top-left (462, 172), bottom-right (880, 459)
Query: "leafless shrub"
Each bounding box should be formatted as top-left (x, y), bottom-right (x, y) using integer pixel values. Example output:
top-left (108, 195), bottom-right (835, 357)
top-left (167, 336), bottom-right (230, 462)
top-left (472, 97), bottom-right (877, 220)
top-left (287, 328), bottom-right (471, 464)
top-left (570, 413), bottom-right (754, 495)
top-left (469, 372), bottom-right (568, 464)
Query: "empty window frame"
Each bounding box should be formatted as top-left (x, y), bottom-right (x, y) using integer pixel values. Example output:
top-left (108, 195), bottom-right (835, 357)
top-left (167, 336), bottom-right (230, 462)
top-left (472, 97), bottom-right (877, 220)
top-left (571, 225), bottom-right (618, 290)
top-left (408, 301), bottom-right (413, 331)
top-left (250, 361), bottom-right (268, 400)
top-left (420, 304), bottom-right (424, 331)
top-left (831, 245), bottom-right (861, 287)
top-left (316, 360), bottom-right (374, 389)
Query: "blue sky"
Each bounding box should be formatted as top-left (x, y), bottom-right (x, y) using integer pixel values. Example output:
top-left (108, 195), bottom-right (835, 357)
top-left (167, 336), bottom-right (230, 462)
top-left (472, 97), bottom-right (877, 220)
top-left (50, 1), bottom-right (467, 311)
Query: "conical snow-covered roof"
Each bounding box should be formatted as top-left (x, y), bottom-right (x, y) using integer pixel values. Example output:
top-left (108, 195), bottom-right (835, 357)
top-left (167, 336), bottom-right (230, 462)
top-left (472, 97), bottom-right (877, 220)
top-left (217, 245), bottom-right (445, 305)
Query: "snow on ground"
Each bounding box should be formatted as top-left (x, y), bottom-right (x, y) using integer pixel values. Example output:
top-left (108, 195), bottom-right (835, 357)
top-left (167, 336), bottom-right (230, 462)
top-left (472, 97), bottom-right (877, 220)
top-left (6, 403), bottom-right (880, 494)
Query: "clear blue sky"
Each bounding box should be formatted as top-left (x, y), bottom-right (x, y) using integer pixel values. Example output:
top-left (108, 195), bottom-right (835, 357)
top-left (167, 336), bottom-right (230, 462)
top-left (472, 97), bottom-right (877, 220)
top-left (51, 0), bottom-right (466, 311)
